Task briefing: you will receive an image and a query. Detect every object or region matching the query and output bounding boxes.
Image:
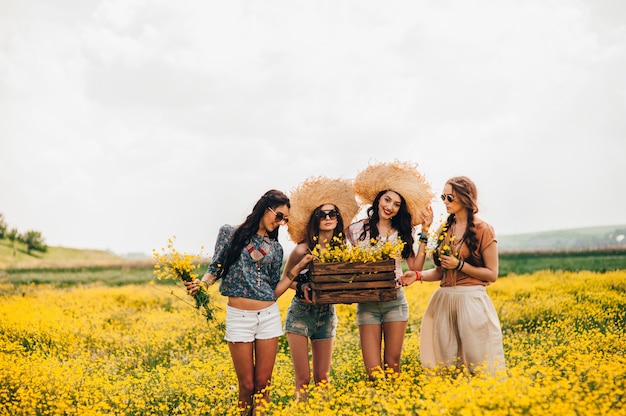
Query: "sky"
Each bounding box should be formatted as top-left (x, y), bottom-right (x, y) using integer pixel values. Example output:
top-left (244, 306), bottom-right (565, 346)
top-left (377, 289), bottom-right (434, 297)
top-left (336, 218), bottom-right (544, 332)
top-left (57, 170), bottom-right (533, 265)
top-left (1, 0), bottom-right (625, 257)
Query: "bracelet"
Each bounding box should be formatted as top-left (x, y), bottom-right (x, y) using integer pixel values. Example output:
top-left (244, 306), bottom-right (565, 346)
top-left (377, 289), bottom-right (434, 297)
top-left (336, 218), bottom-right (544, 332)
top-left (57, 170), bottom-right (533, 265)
top-left (418, 232), bottom-right (428, 243)
top-left (412, 270), bottom-right (422, 282)
top-left (456, 259), bottom-right (464, 271)
top-left (286, 270), bottom-right (297, 281)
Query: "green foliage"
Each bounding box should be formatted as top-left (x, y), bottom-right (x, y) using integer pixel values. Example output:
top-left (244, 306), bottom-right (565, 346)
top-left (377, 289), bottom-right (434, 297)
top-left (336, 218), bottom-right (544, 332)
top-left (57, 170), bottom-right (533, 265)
top-left (19, 230), bottom-right (47, 255)
top-left (0, 213), bottom-right (6, 239)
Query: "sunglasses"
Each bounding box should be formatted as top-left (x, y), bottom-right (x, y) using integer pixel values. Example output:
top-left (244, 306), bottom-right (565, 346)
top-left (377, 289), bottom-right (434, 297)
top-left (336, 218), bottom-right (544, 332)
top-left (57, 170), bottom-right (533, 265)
top-left (441, 194), bottom-right (456, 203)
top-left (318, 210), bottom-right (339, 220)
top-left (268, 207), bottom-right (289, 224)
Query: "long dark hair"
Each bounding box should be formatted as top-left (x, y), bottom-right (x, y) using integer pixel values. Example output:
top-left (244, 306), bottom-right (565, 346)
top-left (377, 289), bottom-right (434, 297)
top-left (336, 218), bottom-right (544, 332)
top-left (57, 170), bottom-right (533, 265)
top-left (434, 176), bottom-right (480, 266)
top-left (217, 189), bottom-right (290, 279)
top-left (358, 190), bottom-right (415, 259)
top-left (303, 205), bottom-right (346, 251)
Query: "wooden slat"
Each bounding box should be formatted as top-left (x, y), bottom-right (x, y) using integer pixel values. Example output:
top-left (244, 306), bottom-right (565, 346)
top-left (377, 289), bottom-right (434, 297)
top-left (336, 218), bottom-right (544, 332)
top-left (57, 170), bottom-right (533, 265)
top-left (310, 259), bottom-right (395, 276)
top-left (311, 279), bottom-right (397, 291)
top-left (312, 288), bottom-right (398, 305)
top-left (310, 271), bottom-right (396, 284)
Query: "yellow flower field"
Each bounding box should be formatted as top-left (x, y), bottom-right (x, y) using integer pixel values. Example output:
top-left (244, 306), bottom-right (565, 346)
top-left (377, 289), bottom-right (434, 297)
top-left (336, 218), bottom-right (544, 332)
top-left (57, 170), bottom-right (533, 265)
top-left (1, 270), bottom-right (625, 415)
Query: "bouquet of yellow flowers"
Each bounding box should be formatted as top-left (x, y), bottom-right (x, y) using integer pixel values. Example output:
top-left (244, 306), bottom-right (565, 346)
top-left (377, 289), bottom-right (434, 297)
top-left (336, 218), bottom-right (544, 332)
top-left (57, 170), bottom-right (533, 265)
top-left (310, 234), bottom-right (405, 263)
top-left (433, 222), bottom-right (457, 265)
top-left (152, 236), bottom-right (215, 321)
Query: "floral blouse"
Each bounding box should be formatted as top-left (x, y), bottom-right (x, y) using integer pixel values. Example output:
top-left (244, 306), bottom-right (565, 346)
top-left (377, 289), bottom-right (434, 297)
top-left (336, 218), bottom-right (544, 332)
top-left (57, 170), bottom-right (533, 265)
top-left (207, 224), bottom-right (284, 301)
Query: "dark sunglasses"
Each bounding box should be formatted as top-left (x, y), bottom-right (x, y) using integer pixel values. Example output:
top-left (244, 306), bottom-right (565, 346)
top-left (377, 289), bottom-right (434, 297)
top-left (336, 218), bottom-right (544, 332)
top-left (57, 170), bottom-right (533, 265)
top-left (441, 194), bottom-right (456, 203)
top-left (318, 210), bottom-right (339, 220)
top-left (268, 207), bottom-right (289, 223)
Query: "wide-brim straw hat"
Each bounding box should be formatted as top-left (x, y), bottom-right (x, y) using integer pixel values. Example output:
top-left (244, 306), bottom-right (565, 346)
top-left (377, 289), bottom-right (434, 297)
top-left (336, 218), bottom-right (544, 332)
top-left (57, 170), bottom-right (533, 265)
top-left (354, 160), bottom-right (434, 225)
top-left (287, 176), bottom-right (360, 243)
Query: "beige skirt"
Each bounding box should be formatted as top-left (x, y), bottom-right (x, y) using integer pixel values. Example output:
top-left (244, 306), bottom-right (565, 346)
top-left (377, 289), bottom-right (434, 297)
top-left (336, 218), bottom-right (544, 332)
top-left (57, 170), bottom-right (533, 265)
top-left (420, 285), bottom-right (505, 374)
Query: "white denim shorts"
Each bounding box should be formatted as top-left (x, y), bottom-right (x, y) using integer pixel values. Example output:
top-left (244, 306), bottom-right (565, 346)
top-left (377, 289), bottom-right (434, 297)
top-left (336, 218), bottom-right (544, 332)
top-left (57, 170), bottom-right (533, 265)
top-left (224, 303), bottom-right (284, 342)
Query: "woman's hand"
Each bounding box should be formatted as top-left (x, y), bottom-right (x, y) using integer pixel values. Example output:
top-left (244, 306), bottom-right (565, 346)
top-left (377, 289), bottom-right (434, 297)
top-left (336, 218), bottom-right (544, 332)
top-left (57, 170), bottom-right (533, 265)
top-left (397, 270), bottom-right (418, 286)
top-left (301, 282), bottom-right (313, 304)
top-left (439, 254), bottom-right (461, 270)
top-left (184, 273), bottom-right (214, 296)
top-left (416, 205), bottom-right (434, 228)
top-left (184, 279), bottom-right (202, 296)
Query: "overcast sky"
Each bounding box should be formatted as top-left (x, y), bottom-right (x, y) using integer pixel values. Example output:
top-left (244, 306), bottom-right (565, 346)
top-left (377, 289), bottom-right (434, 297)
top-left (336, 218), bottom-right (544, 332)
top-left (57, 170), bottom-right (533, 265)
top-left (1, 0), bottom-right (625, 256)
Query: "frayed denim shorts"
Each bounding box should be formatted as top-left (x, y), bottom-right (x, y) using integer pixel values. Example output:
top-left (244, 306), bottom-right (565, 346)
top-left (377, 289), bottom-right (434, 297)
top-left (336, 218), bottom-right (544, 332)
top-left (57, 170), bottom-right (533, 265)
top-left (356, 288), bottom-right (408, 325)
top-left (284, 298), bottom-right (337, 341)
top-left (224, 303), bottom-right (283, 342)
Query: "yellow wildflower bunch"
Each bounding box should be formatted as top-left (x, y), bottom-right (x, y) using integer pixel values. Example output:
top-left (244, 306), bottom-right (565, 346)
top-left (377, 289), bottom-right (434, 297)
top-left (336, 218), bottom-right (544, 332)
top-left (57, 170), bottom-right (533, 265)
top-left (311, 235), bottom-right (405, 263)
top-left (152, 236), bottom-right (215, 321)
top-left (433, 222), bottom-right (457, 264)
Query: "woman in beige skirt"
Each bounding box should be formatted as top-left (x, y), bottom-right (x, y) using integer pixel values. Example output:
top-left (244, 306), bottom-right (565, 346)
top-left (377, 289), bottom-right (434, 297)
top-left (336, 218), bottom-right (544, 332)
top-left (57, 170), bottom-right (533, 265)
top-left (400, 176), bottom-right (505, 375)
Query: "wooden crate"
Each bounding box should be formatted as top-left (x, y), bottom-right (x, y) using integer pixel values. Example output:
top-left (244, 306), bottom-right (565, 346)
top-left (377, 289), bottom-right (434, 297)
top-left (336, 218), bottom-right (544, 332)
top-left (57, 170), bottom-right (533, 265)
top-left (309, 259), bottom-right (398, 305)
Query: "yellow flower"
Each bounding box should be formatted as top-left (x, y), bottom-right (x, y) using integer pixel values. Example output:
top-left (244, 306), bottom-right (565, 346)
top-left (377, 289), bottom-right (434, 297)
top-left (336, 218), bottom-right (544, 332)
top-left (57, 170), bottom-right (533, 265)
top-left (152, 236), bottom-right (215, 321)
top-left (311, 235), bottom-right (404, 263)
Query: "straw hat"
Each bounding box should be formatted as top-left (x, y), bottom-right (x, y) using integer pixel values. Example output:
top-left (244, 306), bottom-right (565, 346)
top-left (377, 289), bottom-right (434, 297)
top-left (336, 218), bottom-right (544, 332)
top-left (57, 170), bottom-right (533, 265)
top-left (353, 160), bottom-right (434, 225)
top-left (287, 176), bottom-right (360, 243)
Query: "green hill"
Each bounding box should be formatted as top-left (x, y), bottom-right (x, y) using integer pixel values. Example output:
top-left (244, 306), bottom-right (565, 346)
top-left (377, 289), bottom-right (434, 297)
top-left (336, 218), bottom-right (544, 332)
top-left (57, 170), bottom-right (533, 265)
top-left (498, 224), bottom-right (626, 252)
top-left (0, 239), bottom-right (137, 270)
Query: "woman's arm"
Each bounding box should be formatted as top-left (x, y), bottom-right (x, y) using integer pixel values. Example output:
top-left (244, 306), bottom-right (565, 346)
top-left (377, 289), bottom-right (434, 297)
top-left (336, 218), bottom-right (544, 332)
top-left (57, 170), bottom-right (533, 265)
top-left (274, 245), bottom-right (313, 297)
top-left (451, 241), bottom-right (498, 283)
top-left (404, 207), bottom-right (433, 275)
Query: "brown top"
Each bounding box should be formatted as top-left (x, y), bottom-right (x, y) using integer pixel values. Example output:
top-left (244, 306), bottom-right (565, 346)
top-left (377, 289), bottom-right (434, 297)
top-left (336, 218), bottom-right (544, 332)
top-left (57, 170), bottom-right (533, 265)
top-left (440, 218), bottom-right (497, 287)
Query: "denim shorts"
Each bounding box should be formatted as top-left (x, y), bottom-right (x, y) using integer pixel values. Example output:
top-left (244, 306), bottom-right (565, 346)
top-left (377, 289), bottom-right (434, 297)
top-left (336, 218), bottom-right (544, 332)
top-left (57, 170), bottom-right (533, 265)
top-left (224, 303), bottom-right (284, 342)
top-left (284, 298), bottom-right (337, 341)
top-left (356, 288), bottom-right (408, 325)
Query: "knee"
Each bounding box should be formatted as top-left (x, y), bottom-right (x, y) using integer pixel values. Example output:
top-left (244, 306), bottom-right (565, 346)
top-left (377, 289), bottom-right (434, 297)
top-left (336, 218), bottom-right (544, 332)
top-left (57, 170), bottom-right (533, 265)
top-left (239, 379), bottom-right (255, 397)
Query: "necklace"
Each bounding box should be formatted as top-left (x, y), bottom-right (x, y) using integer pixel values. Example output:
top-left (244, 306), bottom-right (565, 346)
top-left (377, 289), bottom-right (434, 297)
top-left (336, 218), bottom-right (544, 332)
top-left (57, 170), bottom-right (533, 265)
top-left (449, 223), bottom-right (464, 253)
top-left (245, 234), bottom-right (270, 288)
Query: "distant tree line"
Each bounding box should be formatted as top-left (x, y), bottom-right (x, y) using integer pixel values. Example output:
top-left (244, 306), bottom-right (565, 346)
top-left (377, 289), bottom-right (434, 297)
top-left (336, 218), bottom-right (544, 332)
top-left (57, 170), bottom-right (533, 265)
top-left (0, 213), bottom-right (47, 255)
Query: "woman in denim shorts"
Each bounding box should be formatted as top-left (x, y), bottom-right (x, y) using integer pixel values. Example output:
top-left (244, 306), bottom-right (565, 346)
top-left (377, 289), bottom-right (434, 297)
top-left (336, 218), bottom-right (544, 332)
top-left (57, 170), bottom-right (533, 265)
top-left (348, 161), bottom-right (433, 381)
top-left (185, 189), bottom-right (310, 414)
top-left (282, 176), bottom-right (359, 401)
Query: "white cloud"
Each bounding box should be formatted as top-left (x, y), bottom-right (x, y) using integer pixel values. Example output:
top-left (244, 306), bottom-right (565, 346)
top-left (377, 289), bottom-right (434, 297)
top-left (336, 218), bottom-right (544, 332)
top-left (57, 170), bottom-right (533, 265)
top-left (1, 0), bottom-right (625, 256)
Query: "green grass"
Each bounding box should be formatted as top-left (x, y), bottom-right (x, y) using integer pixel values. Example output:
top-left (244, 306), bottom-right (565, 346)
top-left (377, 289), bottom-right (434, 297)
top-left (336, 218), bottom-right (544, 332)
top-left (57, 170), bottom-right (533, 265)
top-left (2, 265), bottom-right (158, 287)
top-left (498, 248), bottom-right (626, 275)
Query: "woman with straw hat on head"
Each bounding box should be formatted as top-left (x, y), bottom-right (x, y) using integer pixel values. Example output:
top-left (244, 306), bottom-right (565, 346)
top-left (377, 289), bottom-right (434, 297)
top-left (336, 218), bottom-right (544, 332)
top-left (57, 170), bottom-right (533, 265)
top-left (347, 160), bottom-right (434, 380)
top-left (283, 176), bottom-right (359, 401)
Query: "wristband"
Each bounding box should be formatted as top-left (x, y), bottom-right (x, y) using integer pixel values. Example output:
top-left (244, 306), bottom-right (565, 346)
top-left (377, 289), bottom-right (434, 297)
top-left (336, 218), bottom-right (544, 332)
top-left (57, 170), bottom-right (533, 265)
top-left (456, 259), bottom-right (464, 271)
top-left (412, 270), bottom-right (422, 282)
